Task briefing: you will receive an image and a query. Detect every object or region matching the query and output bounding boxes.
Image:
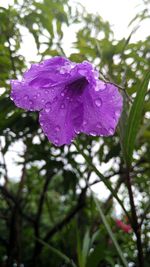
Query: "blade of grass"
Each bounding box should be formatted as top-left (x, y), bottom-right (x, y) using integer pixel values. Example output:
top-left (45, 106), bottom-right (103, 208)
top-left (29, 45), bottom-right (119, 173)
top-left (93, 195), bottom-right (128, 267)
top-left (35, 237), bottom-right (77, 267)
top-left (124, 72), bottom-right (150, 167)
top-left (74, 142), bottom-right (130, 221)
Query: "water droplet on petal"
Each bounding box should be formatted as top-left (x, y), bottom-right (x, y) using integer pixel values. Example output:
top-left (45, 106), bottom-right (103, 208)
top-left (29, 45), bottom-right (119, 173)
top-left (115, 110), bottom-right (120, 117)
top-left (44, 125), bottom-right (48, 135)
top-left (66, 96), bottom-right (70, 100)
top-left (41, 98), bottom-right (45, 103)
top-left (61, 103), bottom-right (65, 109)
top-left (83, 120), bottom-right (87, 126)
top-left (61, 92), bottom-right (65, 97)
top-left (96, 123), bottom-right (102, 129)
top-left (109, 128), bottom-right (114, 135)
top-left (90, 131), bottom-right (97, 136)
top-left (45, 89), bottom-right (49, 94)
top-left (29, 100), bottom-right (33, 106)
top-left (45, 102), bottom-right (51, 113)
top-left (74, 129), bottom-right (80, 134)
top-left (55, 125), bottom-right (60, 132)
top-left (33, 95), bottom-right (37, 99)
top-left (54, 138), bottom-right (59, 145)
top-left (95, 81), bottom-right (106, 91)
top-left (24, 95), bottom-right (29, 101)
top-left (37, 93), bottom-right (41, 97)
top-left (113, 116), bottom-right (117, 123)
top-left (95, 98), bottom-right (102, 107)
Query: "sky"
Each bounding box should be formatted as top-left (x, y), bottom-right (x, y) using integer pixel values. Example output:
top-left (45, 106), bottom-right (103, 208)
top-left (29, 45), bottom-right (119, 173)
top-left (0, 0), bottom-right (149, 212)
top-left (1, 0), bottom-right (149, 61)
top-left (78, 0), bottom-right (145, 40)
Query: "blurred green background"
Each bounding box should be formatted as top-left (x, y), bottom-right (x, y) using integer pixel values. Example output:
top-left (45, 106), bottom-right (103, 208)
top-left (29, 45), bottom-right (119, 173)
top-left (0, 0), bottom-right (150, 266)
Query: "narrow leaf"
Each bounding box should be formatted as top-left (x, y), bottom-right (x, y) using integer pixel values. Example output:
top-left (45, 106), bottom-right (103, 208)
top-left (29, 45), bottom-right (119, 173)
top-left (93, 196), bottom-right (128, 267)
top-left (124, 72), bottom-right (150, 167)
top-left (35, 238), bottom-right (77, 267)
top-left (74, 142), bottom-right (129, 219)
top-left (82, 230), bottom-right (90, 267)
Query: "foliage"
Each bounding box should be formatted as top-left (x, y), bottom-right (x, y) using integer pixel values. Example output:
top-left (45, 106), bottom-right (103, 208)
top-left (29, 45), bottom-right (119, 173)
top-left (0, 0), bottom-right (150, 267)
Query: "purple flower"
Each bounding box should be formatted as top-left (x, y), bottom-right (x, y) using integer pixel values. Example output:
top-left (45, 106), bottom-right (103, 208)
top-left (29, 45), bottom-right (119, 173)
top-left (10, 56), bottom-right (123, 146)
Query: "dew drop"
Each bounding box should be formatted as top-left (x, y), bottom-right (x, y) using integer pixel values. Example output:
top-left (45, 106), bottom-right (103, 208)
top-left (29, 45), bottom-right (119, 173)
top-left (95, 81), bottom-right (106, 91)
top-left (113, 116), bottom-right (117, 123)
top-left (54, 138), bottom-right (59, 145)
top-left (41, 98), bottom-right (45, 103)
top-left (10, 96), bottom-right (14, 101)
top-left (61, 92), bottom-right (65, 97)
top-left (37, 93), bottom-right (41, 97)
top-left (29, 100), bottom-right (33, 105)
top-left (33, 95), bottom-right (37, 99)
top-left (55, 125), bottom-right (60, 132)
top-left (83, 120), bottom-right (87, 126)
top-left (115, 110), bottom-right (120, 117)
top-left (95, 98), bottom-right (102, 107)
top-left (74, 129), bottom-right (80, 134)
top-left (24, 95), bottom-right (29, 101)
top-left (45, 89), bottom-right (49, 94)
top-left (66, 96), bottom-right (70, 100)
top-left (44, 125), bottom-right (48, 135)
top-left (45, 102), bottom-right (51, 113)
top-left (90, 131), bottom-right (97, 136)
top-left (96, 123), bottom-right (102, 129)
top-left (61, 103), bottom-right (65, 109)
top-left (109, 128), bottom-right (114, 135)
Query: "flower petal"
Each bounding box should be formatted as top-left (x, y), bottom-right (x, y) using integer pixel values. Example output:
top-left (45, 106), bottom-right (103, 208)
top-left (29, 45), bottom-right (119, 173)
top-left (10, 57), bottom-right (80, 111)
top-left (10, 80), bottom-right (62, 111)
top-left (39, 90), bottom-right (83, 146)
top-left (23, 56), bottom-right (71, 85)
top-left (79, 82), bottom-right (123, 136)
top-left (10, 56), bottom-right (123, 146)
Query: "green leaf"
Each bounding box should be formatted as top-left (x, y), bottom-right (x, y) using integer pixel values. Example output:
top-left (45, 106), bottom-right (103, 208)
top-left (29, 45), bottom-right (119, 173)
top-left (124, 72), bottom-right (150, 167)
top-left (77, 230), bottom-right (83, 267)
top-left (35, 237), bottom-right (77, 267)
top-left (93, 196), bottom-right (128, 267)
top-left (86, 243), bottom-right (105, 267)
top-left (77, 230), bottom-right (90, 267)
top-left (74, 142), bottom-right (129, 219)
top-left (82, 230), bottom-right (90, 267)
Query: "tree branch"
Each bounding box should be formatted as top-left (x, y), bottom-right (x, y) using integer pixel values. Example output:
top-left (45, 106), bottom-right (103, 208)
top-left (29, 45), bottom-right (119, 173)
top-left (126, 170), bottom-right (144, 267)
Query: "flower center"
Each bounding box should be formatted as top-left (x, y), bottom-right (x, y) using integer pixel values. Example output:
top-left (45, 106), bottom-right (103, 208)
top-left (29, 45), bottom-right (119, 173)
top-left (68, 76), bottom-right (89, 93)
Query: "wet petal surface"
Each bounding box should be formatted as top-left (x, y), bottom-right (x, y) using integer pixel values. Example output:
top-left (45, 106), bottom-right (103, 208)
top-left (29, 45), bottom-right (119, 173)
top-left (10, 56), bottom-right (123, 146)
top-left (79, 83), bottom-right (123, 136)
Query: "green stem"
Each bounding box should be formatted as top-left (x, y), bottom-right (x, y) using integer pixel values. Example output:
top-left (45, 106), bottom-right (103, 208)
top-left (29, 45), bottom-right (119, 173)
top-left (94, 196), bottom-right (128, 267)
top-left (74, 142), bottom-right (130, 221)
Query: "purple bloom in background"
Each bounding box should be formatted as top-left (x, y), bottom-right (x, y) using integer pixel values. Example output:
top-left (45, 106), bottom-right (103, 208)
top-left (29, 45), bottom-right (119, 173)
top-left (10, 56), bottom-right (123, 146)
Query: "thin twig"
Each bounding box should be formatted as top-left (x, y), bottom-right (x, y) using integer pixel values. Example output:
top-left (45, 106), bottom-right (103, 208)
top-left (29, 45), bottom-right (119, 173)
top-left (139, 202), bottom-right (150, 227)
top-left (126, 170), bottom-right (144, 267)
top-left (99, 70), bottom-right (133, 103)
top-left (0, 138), bottom-right (9, 187)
